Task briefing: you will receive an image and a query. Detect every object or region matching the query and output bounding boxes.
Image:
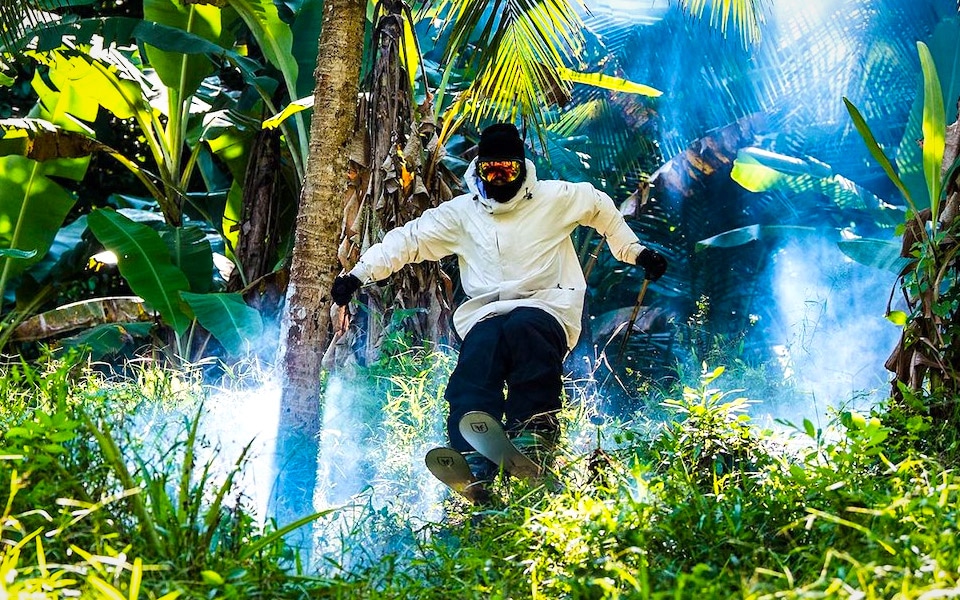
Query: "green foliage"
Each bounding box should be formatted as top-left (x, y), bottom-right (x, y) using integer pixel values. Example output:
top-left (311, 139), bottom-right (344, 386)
top-left (6, 347), bottom-right (960, 597)
top-left (88, 208), bottom-right (193, 335)
top-left (844, 41), bottom-right (960, 401)
top-left (0, 0), bottom-right (306, 358)
top-left (0, 352), bottom-right (325, 598)
top-left (651, 366), bottom-right (769, 487)
top-left (306, 360), bottom-right (960, 598)
top-left (0, 155), bottom-right (82, 300)
top-left (180, 291), bottom-right (264, 357)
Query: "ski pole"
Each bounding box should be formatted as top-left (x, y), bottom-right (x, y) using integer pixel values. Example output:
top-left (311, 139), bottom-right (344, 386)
top-left (582, 235), bottom-right (606, 281)
top-left (616, 278), bottom-right (650, 363)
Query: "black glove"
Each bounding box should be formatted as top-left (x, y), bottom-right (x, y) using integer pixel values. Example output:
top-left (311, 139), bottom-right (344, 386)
top-left (636, 248), bottom-right (667, 281)
top-left (331, 273), bottom-right (362, 306)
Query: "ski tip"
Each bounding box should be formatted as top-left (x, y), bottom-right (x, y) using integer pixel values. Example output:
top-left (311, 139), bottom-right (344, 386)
top-left (425, 447), bottom-right (464, 467)
top-left (459, 411), bottom-right (500, 437)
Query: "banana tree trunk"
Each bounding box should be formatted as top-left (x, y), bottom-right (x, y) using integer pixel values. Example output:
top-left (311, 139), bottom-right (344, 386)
top-left (356, 3), bottom-right (452, 360)
top-left (272, 0), bottom-right (365, 551)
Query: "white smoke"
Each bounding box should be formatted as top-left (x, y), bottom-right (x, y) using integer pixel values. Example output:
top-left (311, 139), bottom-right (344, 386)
top-left (201, 371), bottom-right (282, 525)
top-left (759, 237), bottom-right (900, 427)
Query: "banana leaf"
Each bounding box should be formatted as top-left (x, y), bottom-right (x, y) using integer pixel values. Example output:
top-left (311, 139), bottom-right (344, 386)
top-left (224, 0), bottom-right (307, 160)
top-left (87, 209), bottom-right (192, 335)
top-left (837, 238), bottom-right (911, 274)
top-left (24, 215), bottom-right (90, 286)
top-left (198, 109), bottom-right (260, 182)
top-left (288, 0), bottom-right (323, 98)
top-left (37, 49), bottom-right (149, 122)
top-left (161, 226), bottom-right (213, 294)
top-left (58, 322), bottom-right (155, 359)
top-left (32, 18), bottom-right (260, 75)
top-left (696, 224), bottom-right (818, 251)
top-left (180, 291), bottom-right (263, 357)
top-left (0, 155), bottom-right (82, 301)
top-left (731, 147), bottom-right (903, 225)
top-left (227, 0), bottom-right (296, 98)
top-left (143, 0), bottom-right (222, 95)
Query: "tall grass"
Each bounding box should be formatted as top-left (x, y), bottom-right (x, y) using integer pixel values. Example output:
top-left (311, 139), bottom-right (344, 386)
top-left (4, 347), bottom-right (960, 598)
top-left (0, 351), bottom-right (332, 598)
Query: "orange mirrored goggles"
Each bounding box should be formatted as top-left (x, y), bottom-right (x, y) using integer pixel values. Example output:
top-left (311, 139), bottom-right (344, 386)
top-left (477, 159), bottom-right (522, 184)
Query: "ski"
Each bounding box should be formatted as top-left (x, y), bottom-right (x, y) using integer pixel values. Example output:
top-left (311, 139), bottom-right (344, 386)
top-left (425, 447), bottom-right (493, 505)
top-left (458, 411), bottom-right (543, 480)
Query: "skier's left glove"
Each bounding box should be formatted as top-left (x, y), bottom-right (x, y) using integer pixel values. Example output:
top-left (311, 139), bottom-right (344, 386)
top-left (635, 248), bottom-right (667, 281)
top-left (331, 273), bottom-right (362, 306)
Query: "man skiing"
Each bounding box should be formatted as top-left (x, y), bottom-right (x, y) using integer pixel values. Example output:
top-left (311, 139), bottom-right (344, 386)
top-left (330, 122), bottom-right (667, 481)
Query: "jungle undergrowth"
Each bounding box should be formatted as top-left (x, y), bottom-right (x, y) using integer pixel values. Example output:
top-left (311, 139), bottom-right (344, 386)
top-left (4, 343), bottom-right (960, 598)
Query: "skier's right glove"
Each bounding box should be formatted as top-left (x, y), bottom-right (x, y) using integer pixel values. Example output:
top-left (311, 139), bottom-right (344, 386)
top-left (331, 273), bottom-right (362, 306)
top-left (635, 248), bottom-right (667, 281)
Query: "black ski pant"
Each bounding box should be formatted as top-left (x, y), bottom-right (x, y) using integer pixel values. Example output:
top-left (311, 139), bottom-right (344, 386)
top-left (445, 307), bottom-right (567, 452)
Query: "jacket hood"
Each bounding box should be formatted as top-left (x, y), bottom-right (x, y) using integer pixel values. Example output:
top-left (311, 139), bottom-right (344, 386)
top-left (465, 158), bottom-right (538, 214)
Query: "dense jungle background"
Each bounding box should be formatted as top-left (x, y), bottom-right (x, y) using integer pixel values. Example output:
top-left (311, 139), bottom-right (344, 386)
top-left (1, 0), bottom-right (960, 597)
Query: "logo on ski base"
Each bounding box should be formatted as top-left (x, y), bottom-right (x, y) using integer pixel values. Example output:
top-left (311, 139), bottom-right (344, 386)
top-left (438, 456), bottom-right (454, 468)
top-left (469, 421), bottom-right (488, 434)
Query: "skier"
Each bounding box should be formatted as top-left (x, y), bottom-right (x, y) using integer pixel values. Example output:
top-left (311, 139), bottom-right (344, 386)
top-left (330, 122), bottom-right (667, 480)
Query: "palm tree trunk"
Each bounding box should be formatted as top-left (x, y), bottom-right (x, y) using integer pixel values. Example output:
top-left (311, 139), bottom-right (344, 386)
top-left (271, 0), bottom-right (365, 550)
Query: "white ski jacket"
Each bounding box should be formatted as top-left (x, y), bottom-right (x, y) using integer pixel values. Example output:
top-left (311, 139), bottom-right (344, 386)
top-left (349, 159), bottom-right (647, 349)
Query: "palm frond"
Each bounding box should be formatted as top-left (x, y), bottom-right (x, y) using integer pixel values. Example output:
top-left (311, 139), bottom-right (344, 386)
top-left (678, 0), bottom-right (769, 46)
top-left (426, 0), bottom-right (586, 127)
top-left (0, 0), bottom-right (64, 53)
top-left (546, 96), bottom-right (658, 192)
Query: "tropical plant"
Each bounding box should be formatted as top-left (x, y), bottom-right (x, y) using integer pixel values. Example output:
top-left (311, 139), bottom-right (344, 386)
top-left (844, 41), bottom-right (960, 400)
top-left (0, 0), bottom-right (317, 358)
top-left (0, 351), bottom-right (332, 598)
top-left (574, 1), bottom-right (959, 403)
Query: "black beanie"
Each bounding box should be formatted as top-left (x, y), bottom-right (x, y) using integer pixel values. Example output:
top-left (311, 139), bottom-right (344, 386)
top-left (478, 123), bottom-right (525, 161)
